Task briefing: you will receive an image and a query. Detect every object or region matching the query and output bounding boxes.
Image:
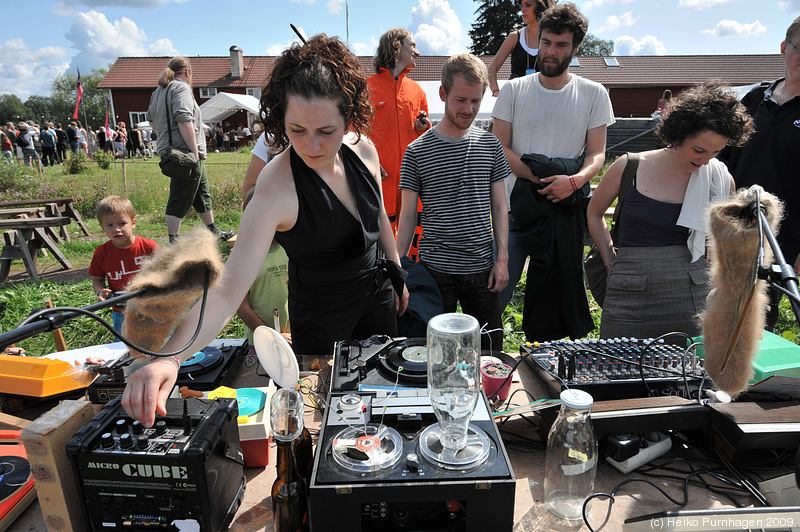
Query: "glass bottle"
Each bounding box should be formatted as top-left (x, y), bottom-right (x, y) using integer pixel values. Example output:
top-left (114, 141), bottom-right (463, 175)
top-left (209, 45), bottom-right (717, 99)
top-left (270, 388), bottom-right (308, 532)
top-left (293, 426), bottom-right (313, 486)
top-left (543, 389), bottom-right (598, 520)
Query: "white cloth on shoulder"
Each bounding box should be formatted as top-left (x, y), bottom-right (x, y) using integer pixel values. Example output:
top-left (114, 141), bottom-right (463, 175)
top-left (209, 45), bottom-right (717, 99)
top-left (677, 158), bottom-right (732, 263)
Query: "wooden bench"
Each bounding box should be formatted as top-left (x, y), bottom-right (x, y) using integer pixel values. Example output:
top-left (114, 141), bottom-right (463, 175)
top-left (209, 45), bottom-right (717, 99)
top-left (0, 217), bottom-right (73, 283)
top-left (0, 198), bottom-right (89, 242)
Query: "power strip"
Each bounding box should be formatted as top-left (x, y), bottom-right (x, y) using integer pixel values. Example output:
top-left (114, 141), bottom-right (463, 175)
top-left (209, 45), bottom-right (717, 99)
top-left (606, 432), bottom-right (672, 474)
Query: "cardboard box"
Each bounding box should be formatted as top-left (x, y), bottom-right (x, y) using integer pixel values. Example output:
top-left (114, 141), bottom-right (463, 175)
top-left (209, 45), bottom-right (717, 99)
top-left (20, 400), bottom-right (95, 532)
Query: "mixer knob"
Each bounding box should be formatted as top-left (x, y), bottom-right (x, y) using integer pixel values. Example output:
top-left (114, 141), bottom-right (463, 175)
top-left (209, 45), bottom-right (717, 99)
top-left (119, 433), bottom-right (133, 449)
top-left (406, 453), bottom-right (420, 472)
top-left (101, 432), bottom-right (115, 449)
top-left (136, 435), bottom-right (150, 450)
top-left (115, 419), bottom-right (128, 434)
top-left (155, 421), bottom-right (167, 436)
top-left (131, 421), bottom-right (144, 435)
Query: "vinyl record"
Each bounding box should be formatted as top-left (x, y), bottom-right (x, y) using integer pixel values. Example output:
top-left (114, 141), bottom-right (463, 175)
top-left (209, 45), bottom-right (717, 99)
top-left (178, 346), bottom-right (223, 377)
top-left (253, 326), bottom-right (299, 389)
top-left (0, 456), bottom-right (31, 503)
top-left (236, 388), bottom-right (267, 417)
top-left (379, 338), bottom-right (427, 384)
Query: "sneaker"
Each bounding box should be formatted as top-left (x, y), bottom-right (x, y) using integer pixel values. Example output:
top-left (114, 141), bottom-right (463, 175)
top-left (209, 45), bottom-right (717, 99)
top-left (215, 229), bottom-right (235, 243)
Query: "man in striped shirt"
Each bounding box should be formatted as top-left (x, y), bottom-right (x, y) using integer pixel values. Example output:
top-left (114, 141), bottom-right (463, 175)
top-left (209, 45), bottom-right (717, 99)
top-left (396, 54), bottom-right (510, 352)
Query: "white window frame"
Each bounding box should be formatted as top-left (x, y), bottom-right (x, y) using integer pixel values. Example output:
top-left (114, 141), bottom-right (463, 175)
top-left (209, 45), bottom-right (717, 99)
top-left (129, 112), bottom-right (149, 127)
top-left (199, 87), bottom-right (217, 98)
top-left (246, 87), bottom-right (261, 98)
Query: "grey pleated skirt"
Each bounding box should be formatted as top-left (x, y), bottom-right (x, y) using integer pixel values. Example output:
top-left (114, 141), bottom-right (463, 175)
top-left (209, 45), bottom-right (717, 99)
top-left (599, 245), bottom-right (709, 340)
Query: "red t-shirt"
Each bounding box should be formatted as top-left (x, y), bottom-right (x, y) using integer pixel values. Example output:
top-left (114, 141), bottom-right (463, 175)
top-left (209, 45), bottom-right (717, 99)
top-left (88, 236), bottom-right (159, 311)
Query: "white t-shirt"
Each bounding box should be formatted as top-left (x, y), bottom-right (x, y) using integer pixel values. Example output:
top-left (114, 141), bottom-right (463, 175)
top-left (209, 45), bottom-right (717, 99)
top-left (492, 73), bottom-right (615, 207)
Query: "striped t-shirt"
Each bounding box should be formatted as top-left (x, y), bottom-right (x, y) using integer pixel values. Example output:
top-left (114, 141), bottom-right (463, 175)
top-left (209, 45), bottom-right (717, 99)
top-left (399, 127), bottom-right (510, 274)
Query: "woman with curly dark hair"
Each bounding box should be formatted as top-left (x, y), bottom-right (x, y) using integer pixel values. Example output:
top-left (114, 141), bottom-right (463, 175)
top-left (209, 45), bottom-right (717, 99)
top-left (587, 81), bottom-right (754, 339)
top-left (122, 34), bottom-right (409, 426)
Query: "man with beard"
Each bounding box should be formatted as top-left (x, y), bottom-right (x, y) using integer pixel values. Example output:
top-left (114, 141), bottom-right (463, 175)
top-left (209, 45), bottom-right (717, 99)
top-left (492, 2), bottom-right (614, 341)
top-left (396, 54), bottom-right (510, 351)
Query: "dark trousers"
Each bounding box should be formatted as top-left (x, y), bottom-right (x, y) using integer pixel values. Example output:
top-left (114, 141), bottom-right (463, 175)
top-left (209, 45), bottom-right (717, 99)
top-left (41, 147), bottom-right (57, 166)
top-left (57, 143), bottom-right (67, 162)
top-left (424, 264), bottom-right (503, 352)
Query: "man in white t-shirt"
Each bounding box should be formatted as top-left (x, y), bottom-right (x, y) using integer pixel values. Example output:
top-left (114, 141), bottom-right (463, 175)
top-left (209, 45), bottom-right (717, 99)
top-left (492, 2), bottom-right (614, 341)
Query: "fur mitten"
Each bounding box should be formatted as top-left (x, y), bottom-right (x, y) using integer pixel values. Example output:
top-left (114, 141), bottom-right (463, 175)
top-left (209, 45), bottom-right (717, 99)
top-left (122, 227), bottom-right (224, 353)
top-left (702, 187), bottom-right (783, 396)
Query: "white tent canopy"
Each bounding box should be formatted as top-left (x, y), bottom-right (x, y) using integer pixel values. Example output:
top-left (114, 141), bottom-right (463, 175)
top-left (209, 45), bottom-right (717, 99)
top-left (199, 92), bottom-right (260, 124)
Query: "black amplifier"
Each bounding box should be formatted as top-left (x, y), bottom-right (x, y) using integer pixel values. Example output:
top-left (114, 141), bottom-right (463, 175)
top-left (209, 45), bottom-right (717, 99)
top-left (66, 396), bottom-right (245, 532)
top-left (87, 338), bottom-right (248, 405)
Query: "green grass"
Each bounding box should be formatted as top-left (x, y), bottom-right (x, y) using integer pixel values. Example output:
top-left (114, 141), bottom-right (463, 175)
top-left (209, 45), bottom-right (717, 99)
top-left (1, 153), bottom-right (798, 356)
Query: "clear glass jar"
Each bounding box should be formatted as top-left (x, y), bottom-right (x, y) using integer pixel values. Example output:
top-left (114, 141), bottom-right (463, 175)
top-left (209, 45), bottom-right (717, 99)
top-left (543, 389), bottom-right (598, 520)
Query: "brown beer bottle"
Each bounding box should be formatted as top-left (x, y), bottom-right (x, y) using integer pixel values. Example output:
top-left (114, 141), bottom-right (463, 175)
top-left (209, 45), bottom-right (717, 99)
top-left (272, 438), bottom-right (308, 532)
top-left (293, 427), bottom-right (313, 486)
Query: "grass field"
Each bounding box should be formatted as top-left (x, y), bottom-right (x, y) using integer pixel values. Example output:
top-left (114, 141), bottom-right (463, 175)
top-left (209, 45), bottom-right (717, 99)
top-left (0, 151), bottom-right (797, 356)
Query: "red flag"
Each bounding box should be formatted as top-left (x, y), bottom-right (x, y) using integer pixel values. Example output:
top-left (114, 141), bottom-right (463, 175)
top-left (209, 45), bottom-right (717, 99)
top-left (72, 69), bottom-right (83, 119)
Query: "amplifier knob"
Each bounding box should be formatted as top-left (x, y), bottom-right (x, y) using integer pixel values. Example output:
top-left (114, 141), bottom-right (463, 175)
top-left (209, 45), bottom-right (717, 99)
top-left (119, 433), bottom-right (133, 449)
top-left (115, 419), bottom-right (128, 433)
top-left (132, 421), bottom-right (144, 435)
top-left (136, 435), bottom-right (149, 450)
top-left (406, 453), bottom-right (419, 472)
top-left (155, 420), bottom-right (167, 436)
top-left (101, 432), bottom-right (115, 449)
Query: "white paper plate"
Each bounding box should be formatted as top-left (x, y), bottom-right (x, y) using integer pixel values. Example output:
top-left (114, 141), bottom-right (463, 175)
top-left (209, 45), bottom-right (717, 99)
top-left (252, 326), bottom-right (299, 388)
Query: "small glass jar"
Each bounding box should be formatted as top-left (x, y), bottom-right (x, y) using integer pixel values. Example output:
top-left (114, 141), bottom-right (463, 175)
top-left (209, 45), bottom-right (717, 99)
top-left (543, 389), bottom-right (598, 520)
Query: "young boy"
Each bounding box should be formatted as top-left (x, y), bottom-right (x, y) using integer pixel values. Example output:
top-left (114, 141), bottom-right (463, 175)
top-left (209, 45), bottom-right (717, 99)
top-left (236, 189), bottom-right (291, 352)
top-left (89, 196), bottom-right (160, 333)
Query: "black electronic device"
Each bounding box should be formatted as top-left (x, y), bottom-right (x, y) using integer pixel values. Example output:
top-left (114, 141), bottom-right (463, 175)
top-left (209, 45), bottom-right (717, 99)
top-left (87, 338), bottom-right (248, 404)
top-left (66, 396), bottom-right (245, 532)
top-left (332, 336), bottom-right (516, 394)
top-left (522, 337), bottom-right (706, 401)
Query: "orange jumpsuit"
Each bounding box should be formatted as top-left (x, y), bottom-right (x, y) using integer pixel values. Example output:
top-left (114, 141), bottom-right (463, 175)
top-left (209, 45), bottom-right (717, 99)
top-left (367, 68), bottom-right (429, 259)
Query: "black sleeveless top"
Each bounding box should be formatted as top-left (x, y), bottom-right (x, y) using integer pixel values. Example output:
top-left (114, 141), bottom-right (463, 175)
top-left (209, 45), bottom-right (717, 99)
top-left (276, 144), bottom-right (381, 275)
top-left (617, 182), bottom-right (689, 247)
top-left (510, 30), bottom-right (538, 79)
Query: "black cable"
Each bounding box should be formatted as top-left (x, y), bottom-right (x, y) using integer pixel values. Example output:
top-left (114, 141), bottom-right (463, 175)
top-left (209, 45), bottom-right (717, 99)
top-left (16, 267), bottom-right (211, 358)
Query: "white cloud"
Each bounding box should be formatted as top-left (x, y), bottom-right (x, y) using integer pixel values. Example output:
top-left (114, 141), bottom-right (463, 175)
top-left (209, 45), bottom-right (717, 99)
top-left (583, 0), bottom-right (636, 10)
top-left (351, 36), bottom-right (379, 57)
top-left (327, 0), bottom-right (345, 14)
top-left (678, 0), bottom-right (733, 9)
top-left (65, 10), bottom-right (180, 75)
top-left (0, 39), bottom-right (71, 99)
top-left (598, 11), bottom-right (638, 33)
top-left (53, 0), bottom-right (187, 15)
top-left (778, 0), bottom-right (800, 10)
top-left (614, 35), bottom-right (667, 55)
top-left (700, 20), bottom-right (767, 38)
top-left (410, 0), bottom-right (468, 55)
top-left (265, 26), bottom-right (307, 56)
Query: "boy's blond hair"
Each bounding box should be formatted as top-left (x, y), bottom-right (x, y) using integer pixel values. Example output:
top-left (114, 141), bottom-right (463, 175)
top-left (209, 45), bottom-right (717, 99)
top-left (96, 195), bottom-right (136, 223)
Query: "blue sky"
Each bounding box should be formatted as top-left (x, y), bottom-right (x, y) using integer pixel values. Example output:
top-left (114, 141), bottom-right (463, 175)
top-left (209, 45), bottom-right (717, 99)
top-left (2, 0), bottom-right (798, 100)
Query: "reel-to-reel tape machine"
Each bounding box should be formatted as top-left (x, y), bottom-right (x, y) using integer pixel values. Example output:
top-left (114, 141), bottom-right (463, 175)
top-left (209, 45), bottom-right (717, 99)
top-left (309, 336), bottom-right (516, 532)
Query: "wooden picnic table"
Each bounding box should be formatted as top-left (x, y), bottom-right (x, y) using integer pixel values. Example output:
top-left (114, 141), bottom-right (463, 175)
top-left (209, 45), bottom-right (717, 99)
top-left (0, 207), bottom-right (47, 219)
top-left (0, 217), bottom-right (73, 283)
top-left (0, 198), bottom-right (90, 241)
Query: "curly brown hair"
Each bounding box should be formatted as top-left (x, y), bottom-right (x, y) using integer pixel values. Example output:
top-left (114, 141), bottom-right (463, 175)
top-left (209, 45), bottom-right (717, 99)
top-left (373, 28), bottom-right (412, 73)
top-left (657, 80), bottom-right (754, 148)
top-left (259, 34), bottom-right (373, 151)
top-left (538, 2), bottom-right (588, 49)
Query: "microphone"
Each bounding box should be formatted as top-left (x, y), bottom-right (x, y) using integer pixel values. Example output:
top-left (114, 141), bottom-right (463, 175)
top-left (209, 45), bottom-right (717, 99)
top-left (702, 186), bottom-right (784, 396)
top-left (121, 227), bottom-right (225, 353)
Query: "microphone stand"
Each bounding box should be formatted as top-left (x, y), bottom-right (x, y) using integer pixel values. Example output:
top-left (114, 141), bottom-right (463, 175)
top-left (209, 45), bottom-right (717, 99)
top-left (0, 291), bottom-right (142, 352)
top-left (752, 195), bottom-right (800, 328)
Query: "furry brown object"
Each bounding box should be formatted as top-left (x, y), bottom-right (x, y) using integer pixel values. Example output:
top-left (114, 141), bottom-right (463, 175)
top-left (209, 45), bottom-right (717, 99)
top-left (122, 227), bottom-right (224, 353)
top-left (702, 188), bottom-right (783, 396)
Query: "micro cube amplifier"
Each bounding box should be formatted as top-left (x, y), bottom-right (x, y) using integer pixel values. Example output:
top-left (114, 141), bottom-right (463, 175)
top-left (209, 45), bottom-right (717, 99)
top-left (66, 396), bottom-right (245, 532)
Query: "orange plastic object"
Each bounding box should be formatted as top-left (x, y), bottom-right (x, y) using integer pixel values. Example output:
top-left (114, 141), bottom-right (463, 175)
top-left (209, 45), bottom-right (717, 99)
top-left (0, 355), bottom-right (94, 398)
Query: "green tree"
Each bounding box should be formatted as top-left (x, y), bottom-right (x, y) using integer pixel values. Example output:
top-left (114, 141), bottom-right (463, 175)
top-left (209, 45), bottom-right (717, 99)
top-left (50, 68), bottom-right (108, 130)
top-left (470, 0), bottom-right (520, 56)
top-left (24, 95), bottom-right (55, 125)
top-left (0, 94), bottom-right (28, 125)
top-left (579, 34), bottom-right (615, 56)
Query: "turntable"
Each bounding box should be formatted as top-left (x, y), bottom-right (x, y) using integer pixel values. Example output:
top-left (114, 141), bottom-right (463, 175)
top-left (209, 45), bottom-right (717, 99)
top-left (87, 338), bottom-right (248, 404)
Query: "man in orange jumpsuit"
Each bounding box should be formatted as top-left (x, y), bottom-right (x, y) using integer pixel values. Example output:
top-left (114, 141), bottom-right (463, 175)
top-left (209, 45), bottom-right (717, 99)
top-left (368, 28), bottom-right (431, 260)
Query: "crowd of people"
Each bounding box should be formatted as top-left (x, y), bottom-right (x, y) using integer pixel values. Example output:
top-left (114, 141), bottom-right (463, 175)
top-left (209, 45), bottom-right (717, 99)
top-left (13, 2), bottom-right (780, 426)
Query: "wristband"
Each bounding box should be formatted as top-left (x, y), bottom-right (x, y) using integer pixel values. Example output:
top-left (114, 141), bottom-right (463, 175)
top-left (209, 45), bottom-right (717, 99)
top-left (143, 354), bottom-right (182, 367)
top-left (492, 89), bottom-right (500, 96)
top-left (568, 176), bottom-right (578, 192)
